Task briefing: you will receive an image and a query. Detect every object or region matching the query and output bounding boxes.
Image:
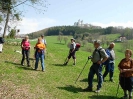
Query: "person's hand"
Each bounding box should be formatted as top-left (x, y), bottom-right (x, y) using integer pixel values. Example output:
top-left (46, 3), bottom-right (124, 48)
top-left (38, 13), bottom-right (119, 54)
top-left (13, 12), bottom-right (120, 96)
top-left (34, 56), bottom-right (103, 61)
top-left (88, 56), bottom-right (92, 60)
top-left (97, 61), bottom-right (102, 65)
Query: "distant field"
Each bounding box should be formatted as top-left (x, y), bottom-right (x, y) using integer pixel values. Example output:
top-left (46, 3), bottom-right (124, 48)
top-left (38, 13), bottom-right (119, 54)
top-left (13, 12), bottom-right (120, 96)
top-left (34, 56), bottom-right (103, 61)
top-left (0, 35), bottom-right (129, 99)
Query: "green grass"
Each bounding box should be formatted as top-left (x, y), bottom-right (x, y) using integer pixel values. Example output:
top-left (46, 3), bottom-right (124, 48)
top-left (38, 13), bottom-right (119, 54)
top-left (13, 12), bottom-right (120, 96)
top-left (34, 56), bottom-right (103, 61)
top-left (0, 36), bottom-right (128, 99)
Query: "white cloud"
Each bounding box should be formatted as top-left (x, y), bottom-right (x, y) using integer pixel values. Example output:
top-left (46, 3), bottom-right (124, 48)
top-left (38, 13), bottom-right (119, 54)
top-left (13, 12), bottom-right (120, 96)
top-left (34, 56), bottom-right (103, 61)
top-left (17, 17), bottom-right (58, 34)
top-left (91, 21), bottom-right (133, 28)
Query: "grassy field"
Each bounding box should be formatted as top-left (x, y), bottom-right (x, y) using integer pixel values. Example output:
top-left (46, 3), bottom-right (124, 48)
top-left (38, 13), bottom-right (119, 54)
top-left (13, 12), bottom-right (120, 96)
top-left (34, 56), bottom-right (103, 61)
top-left (0, 36), bottom-right (127, 99)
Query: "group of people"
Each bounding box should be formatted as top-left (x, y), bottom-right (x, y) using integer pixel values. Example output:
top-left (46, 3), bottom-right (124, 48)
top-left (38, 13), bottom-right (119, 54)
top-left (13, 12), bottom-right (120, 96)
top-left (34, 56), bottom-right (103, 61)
top-left (21, 35), bottom-right (47, 72)
top-left (64, 39), bottom-right (133, 99)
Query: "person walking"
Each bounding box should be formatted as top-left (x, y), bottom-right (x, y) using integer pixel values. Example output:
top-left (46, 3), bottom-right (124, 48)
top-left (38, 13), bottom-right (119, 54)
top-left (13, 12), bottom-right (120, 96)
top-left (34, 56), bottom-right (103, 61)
top-left (34, 37), bottom-right (46, 72)
top-left (103, 42), bottom-right (115, 82)
top-left (83, 40), bottom-right (108, 93)
top-left (64, 38), bottom-right (76, 66)
top-left (118, 49), bottom-right (133, 99)
top-left (0, 37), bottom-right (4, 53)
top-left (21, 36), bottom-right (30, 66)
top-left (41, 35), bottom-right (47, 46)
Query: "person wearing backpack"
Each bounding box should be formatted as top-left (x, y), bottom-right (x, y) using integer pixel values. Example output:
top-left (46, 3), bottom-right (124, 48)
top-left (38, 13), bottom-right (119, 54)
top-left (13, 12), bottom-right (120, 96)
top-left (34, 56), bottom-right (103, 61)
top-left (64, 38), bottom-right (76, 66)
top-left (83, 40), bottom-right (108, 93)
top-left (0, 37), bottom-right (4, 53)
top-left (21, 36), bottom-right (30, 66)
top-left (103, 42), bottom-right (115, 82)
top-left (34, 37), bottom-right (46, 72)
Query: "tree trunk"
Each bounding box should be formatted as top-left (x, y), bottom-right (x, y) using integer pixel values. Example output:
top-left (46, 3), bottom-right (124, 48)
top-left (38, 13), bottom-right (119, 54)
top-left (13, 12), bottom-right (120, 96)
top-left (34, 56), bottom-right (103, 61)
top-left (3, 9), bottom-right (10, 38)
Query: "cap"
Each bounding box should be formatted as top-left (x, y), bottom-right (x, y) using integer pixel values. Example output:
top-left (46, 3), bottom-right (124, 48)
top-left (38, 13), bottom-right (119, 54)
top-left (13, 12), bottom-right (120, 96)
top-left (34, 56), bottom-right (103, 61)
top-left (71, 38), bottom-right (75, 41)
top-left (41, 35), bottom-right (44, 37)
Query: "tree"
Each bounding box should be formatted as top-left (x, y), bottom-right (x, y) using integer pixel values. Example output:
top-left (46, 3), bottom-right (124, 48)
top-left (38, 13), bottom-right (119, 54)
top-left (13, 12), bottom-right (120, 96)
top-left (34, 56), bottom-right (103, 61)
top-left (0, 0), bottom-right (50, 38)
top-left (8, 28), bottom-right (16, 38)
top-left (64, 36), bottom-right (68, 44)
top-left (57, 35), bottom-right (63, 43)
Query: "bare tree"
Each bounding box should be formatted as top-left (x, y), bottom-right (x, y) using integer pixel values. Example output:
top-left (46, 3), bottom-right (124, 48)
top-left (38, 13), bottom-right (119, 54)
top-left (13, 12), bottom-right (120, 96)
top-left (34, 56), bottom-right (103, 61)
top-left (57, 35), bottom-right (63, 43)
top-left (64, 36), bottom-right (68, 44)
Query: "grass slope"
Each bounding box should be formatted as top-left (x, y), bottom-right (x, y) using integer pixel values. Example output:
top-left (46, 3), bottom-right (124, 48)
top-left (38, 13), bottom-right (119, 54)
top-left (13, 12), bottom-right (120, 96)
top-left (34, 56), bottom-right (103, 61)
top-left (0, 36), bottom-right (126, 99)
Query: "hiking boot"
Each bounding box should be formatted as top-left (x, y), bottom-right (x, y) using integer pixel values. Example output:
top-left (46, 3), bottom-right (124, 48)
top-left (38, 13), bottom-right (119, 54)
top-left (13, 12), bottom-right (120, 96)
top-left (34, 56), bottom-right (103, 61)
top-left (110, 79), bottom-right (115, 83)
top-left (21, 63), bottom-right (24, 66)
top-left (63, 62), bottom-right (68, 66)
top-left (73, 63), bottom-right (76, 66)
top-left (42, 70), bottom-right (45, 72)
top-left (83, 87), bottom-right (92, 92)
top-left (95, 89), bottom-right (100, 93)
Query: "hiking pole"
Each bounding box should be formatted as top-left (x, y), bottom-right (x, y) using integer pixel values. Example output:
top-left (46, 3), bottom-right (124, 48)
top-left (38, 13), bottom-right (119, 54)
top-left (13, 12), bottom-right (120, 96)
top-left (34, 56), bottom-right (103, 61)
top-left (75, 59), bottom-right (90, 84)
top-left (116, 83), bottom-right (120, 97)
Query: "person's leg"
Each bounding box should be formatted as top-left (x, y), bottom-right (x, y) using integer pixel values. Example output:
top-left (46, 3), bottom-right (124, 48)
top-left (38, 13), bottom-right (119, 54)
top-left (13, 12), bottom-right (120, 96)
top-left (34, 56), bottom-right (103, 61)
top-left (40, 54), bottom-right (45, 71)
top-left (103, 63), bottom-right (110, 81)
top-left (26, 50), bottom-right (30, 66)
top-left (35, 53), bottom-right (39, 70)
top-left (96, 64), bottom-right (103, 91)
top-left (64, 52), bottom-right (71, 65)
top-left (83, 64), bottom-right (95, 91)
top-left (128, 77), bottom-right (133, 99)
top-left (21, 50), bottom-right (25, 65)
top-left (109, 63), bottom-right (114, 81)
top-left (0, 44), bottom-right (3, 52)
top-left (72, 51), bottom-right (76, 65)
top-left (120, 76), bottom-right (128, 98)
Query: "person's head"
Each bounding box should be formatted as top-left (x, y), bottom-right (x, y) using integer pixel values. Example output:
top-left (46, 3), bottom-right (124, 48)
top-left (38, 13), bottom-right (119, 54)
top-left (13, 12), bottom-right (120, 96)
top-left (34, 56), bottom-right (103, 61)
top-left (93, 40), bottom-right (101, 48)
top-left (41, 35), bottom-right (44, 39)
top-left (25, 36), bottom-right (29, 40)
top-left (109, 42), bottom-right (115, 49)
top-left (71, 38), bottom-right (75, 43)
top-left (125, 49), bottom-right (132, 59)
top-left (38, 37), bottom-right (42, 44)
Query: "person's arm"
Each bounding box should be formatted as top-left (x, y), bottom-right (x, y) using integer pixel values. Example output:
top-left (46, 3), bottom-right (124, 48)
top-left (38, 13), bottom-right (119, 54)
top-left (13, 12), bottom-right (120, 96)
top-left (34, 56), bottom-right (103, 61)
top-left (121, 60), bottom-right (133, 72)
top-left (97, 49), bottom-right (108, 64)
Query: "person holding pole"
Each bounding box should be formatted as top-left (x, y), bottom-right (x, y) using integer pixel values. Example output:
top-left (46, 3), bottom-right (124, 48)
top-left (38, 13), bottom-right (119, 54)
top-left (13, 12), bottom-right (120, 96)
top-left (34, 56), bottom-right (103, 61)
top-left (118, 49), bottom-right (133, 99)
top-left (63, 38), bottom-right (76, 66)
top-left (83, 40), bottom-right (108, 93)
top-left (103, 42), bottom-right (115, 82)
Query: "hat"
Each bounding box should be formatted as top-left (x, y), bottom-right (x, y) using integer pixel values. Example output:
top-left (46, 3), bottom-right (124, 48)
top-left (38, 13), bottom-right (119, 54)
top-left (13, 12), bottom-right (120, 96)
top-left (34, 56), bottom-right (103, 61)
top-left (41, 35), bottom-right (44, 37)
top-left (71, 38), bottom-right (75, 41)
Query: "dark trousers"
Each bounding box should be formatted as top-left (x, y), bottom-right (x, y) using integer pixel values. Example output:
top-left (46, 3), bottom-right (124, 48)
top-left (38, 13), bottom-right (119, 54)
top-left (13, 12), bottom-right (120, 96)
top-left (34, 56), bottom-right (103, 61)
top-left (21, 49), bottom-right (30, 65)
top-left (88, 63), bottom-right (103, 90)
top-left (120, 76), bottom-right (133, 92)
top-left (103, 63), bottom-right (114, 80)
top-left (68, 50), bottom-right (76, 59)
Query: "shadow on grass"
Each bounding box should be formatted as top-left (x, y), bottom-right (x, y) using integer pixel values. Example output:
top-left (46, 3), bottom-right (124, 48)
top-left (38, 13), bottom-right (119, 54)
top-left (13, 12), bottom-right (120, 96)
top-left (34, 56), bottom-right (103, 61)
top-left (80, 78), bottom-right (98, 82)
top-left (5, 61), bottom-right (21, 66)
top-left (52, 64), bottom-right (64, 67)
top-left (54, 43), bottom-right (65, 45)
top-left (5, 61), bottom-right (34, 71)
top-left (89, 95), bottom-right (119, 99)
top-left (57, 85), bottom-right (82, 93)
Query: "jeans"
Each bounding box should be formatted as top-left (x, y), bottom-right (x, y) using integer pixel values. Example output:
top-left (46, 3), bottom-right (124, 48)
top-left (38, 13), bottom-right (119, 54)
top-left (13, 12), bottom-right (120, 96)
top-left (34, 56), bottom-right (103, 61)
top-left (103, 63), bottom-right (114, 80)
top-left (21, 49), bottom-right (30, 65)
top-left (35, 52), bottom-right (45, 71)
top-left (88, 63), bottom-right (103, 90)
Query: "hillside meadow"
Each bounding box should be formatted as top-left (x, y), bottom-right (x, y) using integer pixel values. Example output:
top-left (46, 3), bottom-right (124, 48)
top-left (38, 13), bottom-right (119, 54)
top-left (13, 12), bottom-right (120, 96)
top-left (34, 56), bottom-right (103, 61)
top-left (0, 35), bottom-right (129, 99)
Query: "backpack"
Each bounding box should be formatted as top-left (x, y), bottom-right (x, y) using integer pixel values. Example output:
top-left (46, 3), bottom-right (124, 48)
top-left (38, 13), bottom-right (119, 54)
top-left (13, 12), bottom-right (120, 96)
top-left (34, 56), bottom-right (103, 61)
top-left (102, 48), bottom-right (111, 65)
top-left (75, 43), bottom-right (81, 51)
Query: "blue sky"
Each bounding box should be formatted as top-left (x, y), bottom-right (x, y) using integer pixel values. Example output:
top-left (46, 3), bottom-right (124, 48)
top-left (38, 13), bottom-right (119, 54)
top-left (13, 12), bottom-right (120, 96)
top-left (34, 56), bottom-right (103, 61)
top-left (15, 0), bottom-right (133, 34)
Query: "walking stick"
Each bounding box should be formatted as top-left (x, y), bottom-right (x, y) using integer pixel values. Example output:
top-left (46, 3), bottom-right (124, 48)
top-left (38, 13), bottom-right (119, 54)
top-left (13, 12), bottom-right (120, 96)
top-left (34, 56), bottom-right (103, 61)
top-left (75, 59), bottom-right (89, 84)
